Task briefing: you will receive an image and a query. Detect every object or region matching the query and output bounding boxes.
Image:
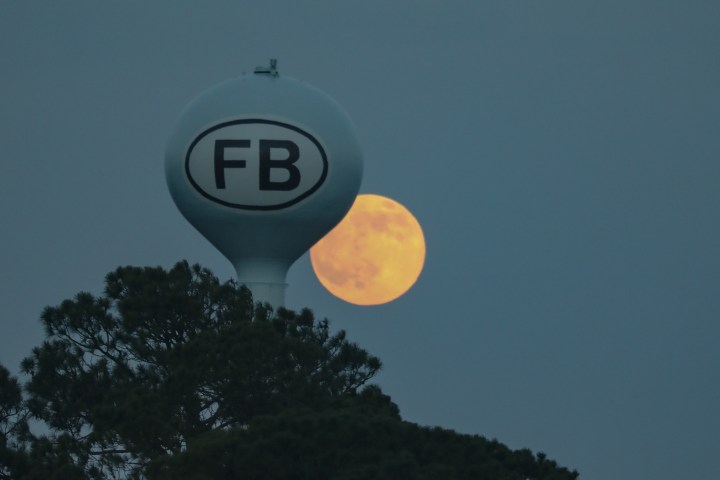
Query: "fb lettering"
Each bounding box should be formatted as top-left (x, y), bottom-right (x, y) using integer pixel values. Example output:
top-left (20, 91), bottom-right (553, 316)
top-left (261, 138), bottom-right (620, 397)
top-left (214, 139), bottom-right (301, 191)
top-left (185, 118), bottom-right (328, 210)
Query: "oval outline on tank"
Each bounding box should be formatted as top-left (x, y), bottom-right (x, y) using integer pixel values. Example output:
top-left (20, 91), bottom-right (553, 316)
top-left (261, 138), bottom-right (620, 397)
top-left (185, 118), bottom-right (329, 211)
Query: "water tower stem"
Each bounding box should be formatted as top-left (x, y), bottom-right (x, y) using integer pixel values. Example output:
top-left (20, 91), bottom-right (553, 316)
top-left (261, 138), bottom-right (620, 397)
top-left (233, 257), bottom-right (291, 308)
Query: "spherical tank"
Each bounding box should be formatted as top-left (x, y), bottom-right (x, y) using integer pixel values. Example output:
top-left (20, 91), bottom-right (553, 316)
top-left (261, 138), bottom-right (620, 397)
top-left (165, 61), bottom-right (363, 306)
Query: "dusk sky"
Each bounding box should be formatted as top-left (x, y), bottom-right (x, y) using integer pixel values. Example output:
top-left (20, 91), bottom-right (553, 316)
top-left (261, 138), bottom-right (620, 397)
top-left (1, 2), bottom-right (719, 479)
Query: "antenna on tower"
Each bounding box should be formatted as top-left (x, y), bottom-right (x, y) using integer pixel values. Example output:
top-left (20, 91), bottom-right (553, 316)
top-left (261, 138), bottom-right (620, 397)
top-left (254, 58), bottom-right (278, 77)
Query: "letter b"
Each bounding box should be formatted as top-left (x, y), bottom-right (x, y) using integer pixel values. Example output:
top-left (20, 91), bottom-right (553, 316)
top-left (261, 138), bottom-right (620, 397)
top-left (259, 140), bottom-right (301, 191)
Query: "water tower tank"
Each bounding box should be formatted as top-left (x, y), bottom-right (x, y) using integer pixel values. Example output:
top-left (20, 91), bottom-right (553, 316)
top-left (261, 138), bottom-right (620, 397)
top-left (165, 60), bottom-right (363, 307)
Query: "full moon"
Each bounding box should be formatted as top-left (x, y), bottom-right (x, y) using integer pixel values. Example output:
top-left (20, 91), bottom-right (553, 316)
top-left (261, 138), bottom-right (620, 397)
top-left (310, 194), bottom-right (426, 305)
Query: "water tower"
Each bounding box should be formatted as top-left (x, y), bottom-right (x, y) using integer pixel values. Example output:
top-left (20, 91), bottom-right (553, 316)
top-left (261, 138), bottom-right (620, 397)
top-left (165, 60), bottom-right (363, 307)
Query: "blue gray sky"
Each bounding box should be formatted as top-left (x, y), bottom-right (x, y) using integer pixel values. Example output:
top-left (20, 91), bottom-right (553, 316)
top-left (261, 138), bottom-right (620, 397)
top-left (1, 2), bottom-right (719, 479)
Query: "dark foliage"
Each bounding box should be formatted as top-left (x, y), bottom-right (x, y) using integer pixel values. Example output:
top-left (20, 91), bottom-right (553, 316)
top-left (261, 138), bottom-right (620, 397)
top-left (1, 364), bottom-right (28, 480)
top-left (0, 261), bottom-right (577, 479)
top-left (148, 386), bottom-right (578, 480)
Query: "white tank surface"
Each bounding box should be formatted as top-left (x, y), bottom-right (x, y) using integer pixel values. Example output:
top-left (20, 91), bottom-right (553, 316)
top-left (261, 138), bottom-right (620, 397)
top-left (165, 60), bottom-right (363, 307)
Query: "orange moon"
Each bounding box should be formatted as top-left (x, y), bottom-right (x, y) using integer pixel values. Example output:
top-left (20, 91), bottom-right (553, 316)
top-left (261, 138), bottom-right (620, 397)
top-left (310, 194), bottom-right (425, 306)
